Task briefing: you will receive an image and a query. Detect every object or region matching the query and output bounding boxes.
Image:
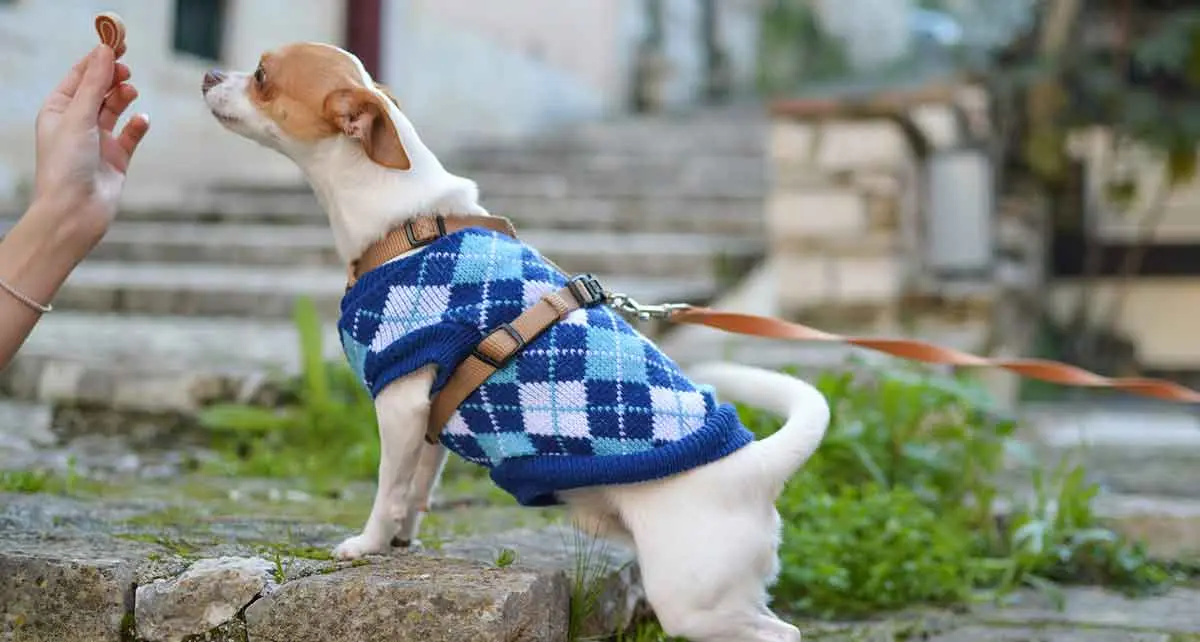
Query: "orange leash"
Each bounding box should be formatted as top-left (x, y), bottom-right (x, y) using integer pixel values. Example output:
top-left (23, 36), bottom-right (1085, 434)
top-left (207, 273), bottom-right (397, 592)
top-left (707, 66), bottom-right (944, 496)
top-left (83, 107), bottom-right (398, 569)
top-left (664, 306), bottom-right (1200, 404)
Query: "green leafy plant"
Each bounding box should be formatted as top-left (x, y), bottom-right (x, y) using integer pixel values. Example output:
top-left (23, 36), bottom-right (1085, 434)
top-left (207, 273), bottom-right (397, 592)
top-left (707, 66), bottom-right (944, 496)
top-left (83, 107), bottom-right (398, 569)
top-left (197, 297), bottom-right (380, 484)
top-left (495, 548), bottom-right (518, 568)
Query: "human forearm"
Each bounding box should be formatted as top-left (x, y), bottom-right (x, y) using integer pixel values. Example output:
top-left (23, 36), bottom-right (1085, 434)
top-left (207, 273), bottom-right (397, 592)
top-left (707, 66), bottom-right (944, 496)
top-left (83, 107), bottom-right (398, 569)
top-left (0, 200), bottom-right (98, 367)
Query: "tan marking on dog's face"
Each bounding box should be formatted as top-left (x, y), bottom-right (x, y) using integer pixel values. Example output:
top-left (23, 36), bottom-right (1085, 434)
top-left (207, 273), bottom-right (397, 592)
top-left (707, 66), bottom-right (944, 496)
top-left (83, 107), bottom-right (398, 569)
top-left (246, 44), bottom-right (363, 142)
top-left (203, 42), bottom-right (410, 169)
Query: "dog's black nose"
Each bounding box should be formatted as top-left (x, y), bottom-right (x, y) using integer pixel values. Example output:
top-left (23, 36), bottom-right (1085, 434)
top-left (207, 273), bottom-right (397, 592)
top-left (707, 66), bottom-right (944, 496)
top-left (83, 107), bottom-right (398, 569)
top-left (202, 69), bottom-right (226, 94)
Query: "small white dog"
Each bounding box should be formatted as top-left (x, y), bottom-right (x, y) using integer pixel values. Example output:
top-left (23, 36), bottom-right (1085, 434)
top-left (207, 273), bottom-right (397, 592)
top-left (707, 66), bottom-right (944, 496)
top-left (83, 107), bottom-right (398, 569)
top-left (202, 43), bottom-right (830, 642)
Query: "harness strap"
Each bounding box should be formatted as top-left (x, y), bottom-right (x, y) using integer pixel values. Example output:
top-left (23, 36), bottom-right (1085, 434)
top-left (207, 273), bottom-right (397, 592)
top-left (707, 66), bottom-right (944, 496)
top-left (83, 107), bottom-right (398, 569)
top-left (347, 214), bottom-right (518, 288)
top-left (425, 274), bottom-right (607, 444)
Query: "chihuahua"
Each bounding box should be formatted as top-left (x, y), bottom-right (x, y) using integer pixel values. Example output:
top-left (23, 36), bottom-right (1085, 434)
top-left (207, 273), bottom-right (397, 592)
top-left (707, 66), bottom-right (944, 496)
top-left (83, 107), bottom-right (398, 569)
top-left (202, 43), bottom-right (828, 642)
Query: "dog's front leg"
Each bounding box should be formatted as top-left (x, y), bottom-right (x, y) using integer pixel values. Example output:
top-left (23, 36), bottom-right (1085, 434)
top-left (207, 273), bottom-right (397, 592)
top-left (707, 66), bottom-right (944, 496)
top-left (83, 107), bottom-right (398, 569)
top-left (334, 367), bottom-right (434, 560)
top-left (392, 443), bottom-right (449, 548)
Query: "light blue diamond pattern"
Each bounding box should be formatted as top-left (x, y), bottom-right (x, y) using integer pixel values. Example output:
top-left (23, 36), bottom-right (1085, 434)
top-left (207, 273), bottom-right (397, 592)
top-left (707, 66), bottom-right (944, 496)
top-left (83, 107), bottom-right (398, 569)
top-left (452, 234), bottom-right (525, 285)
top-left (475, 432), bottom-right (537, 466)
top-left (584, 325), bottom-right (648, 383)
top-left (340, 329), bottom-right (370, 385)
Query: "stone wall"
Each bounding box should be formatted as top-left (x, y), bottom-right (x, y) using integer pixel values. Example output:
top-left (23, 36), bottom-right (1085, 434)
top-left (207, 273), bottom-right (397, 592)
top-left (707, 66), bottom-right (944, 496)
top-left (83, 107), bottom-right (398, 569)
top-left (762, 81), bottom-right (1045, 403)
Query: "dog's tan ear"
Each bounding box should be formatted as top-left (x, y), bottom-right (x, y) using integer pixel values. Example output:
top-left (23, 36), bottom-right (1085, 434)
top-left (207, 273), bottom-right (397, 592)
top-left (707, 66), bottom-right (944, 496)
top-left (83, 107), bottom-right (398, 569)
top-left (323, 88), bottom-right (411, 170)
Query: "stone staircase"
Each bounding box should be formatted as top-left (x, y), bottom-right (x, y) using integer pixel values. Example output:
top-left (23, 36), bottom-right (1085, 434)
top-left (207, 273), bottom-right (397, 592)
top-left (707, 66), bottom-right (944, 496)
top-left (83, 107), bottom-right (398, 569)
top-left (0, 107), bottom-right (770, 416)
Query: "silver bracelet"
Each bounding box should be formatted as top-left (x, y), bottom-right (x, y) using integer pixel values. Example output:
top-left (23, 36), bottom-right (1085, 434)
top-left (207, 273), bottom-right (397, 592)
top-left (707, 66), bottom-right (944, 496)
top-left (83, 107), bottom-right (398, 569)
top-left (0, 277), bottom-right (53, 313)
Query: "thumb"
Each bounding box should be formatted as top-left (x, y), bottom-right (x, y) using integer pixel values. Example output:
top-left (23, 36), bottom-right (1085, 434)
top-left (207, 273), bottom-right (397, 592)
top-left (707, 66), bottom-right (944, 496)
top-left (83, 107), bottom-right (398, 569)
top-left (67, 46), bottom-right (115, 120)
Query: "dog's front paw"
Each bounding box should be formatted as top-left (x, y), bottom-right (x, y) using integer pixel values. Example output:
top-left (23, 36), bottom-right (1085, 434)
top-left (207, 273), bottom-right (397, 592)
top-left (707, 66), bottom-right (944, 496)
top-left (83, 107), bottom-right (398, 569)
top-left (333, 534), bottom-right (389, 560)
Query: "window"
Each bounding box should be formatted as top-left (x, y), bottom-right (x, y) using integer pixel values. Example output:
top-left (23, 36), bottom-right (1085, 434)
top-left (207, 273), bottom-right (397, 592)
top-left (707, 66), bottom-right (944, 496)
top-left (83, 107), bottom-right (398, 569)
top-left (173, 0), bottom-right (226, 61)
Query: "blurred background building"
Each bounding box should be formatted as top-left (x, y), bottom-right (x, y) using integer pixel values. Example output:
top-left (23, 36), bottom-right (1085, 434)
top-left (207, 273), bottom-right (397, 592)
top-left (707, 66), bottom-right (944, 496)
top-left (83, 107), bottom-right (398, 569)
top-left (0, 0), bottom-right (767, 204)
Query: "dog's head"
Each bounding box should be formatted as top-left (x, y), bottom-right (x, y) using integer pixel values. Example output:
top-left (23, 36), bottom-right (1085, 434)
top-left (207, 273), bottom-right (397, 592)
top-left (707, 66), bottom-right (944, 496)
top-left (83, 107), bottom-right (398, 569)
top-left (201, 42), bottom-right (410, 171)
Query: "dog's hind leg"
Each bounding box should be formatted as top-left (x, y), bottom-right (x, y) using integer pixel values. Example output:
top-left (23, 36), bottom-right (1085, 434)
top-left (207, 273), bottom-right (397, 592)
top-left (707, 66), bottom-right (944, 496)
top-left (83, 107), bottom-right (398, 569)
top-left (334, 368), bottom-right (434, 560)
top-left (608, 460), bottom-right (797, 641)
top-left (392, 443), bottom-right (449, 548)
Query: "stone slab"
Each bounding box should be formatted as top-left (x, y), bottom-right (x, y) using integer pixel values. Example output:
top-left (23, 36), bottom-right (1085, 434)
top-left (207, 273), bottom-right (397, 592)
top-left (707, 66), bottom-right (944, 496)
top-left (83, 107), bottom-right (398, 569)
top-left (243, 555), bottom-right (568, 642)
top-left (0, 532), bottom-right (179, 642)
top-left (437, 525), bottom-right (644, 638)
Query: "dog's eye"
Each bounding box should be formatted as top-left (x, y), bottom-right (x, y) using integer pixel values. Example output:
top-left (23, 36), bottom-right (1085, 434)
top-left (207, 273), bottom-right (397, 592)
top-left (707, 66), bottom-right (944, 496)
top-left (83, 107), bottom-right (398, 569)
top-left (254, 66), bottom-right (266, 86)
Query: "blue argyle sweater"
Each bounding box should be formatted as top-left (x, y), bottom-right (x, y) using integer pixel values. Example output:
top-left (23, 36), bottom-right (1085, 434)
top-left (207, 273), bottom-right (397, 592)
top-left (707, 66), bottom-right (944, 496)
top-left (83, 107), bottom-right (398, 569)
top-left (338, 227), bottom-right (754, 506)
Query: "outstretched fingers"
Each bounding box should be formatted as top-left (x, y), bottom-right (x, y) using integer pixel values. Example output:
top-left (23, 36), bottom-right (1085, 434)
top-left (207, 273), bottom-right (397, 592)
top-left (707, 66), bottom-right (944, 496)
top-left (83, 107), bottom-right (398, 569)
top-left (116, 114), bottom-right (151, 160)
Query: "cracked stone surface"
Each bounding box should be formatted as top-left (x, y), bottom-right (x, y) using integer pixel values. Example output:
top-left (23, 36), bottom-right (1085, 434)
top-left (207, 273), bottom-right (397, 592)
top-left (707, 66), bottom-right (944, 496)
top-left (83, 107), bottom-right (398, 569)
top-left (135, 556), bottom-right (277, 642)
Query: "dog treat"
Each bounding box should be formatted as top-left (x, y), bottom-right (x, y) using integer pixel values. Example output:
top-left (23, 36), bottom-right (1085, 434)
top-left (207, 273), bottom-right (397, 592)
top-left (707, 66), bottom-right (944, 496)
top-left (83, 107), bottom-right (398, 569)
top-left (94, 12), bottom-right (127, 59)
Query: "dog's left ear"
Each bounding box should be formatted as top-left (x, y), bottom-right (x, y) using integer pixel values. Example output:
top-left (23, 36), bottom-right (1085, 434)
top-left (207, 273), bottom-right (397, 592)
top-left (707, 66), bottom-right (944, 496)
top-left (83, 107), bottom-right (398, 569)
top-left (323, 87), bottom-right (411, 170)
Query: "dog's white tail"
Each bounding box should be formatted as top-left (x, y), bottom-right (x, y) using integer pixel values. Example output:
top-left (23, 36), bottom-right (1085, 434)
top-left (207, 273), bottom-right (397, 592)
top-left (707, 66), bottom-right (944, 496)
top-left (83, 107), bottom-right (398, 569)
top-left (687, 362), bottom-right (831, 484)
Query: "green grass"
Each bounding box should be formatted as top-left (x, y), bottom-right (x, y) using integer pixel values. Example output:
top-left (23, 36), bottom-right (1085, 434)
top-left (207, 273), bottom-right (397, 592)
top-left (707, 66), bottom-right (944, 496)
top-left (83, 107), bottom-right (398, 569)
top-left (195, 298), bottom-right (1180, 632)
top-left (0, 457), bottom-right (92, 496)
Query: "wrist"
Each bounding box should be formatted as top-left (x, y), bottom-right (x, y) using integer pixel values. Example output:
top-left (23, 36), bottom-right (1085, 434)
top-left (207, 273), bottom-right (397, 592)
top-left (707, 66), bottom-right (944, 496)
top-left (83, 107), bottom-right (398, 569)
top-left (0, 201), bottom-right (94, 291)
top-left (24, 195), bottom-right (108, 254)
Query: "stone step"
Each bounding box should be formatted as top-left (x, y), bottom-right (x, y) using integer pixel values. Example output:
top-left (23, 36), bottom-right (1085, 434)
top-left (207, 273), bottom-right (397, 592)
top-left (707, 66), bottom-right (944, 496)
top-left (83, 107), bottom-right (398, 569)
top-left (469, 168), bottom-right (767, 200)
top-left (486, 195), bottom-right (766, 236)
top-left (1018, 404), bottom-right (1200, 499)
top-left (3, 312), bottom-right (342, 413)
top-left (448, 156), bottom-right (767, 192)
top-left (486, 110), bottom-right (770, 156)
top-left (99, 192), bottom-right (766, 236)
top-left (114, 189), bottom-right (327, 225)
top-left (51, 261), bottom-right (719, 319)
top-left (71, 222), bottom-right (763, 279)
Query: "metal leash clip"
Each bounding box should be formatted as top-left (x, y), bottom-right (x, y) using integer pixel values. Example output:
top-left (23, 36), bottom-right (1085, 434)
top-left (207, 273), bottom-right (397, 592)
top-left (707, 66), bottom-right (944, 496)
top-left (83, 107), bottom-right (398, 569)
top-left (604, 292), bottom-right (691, 321)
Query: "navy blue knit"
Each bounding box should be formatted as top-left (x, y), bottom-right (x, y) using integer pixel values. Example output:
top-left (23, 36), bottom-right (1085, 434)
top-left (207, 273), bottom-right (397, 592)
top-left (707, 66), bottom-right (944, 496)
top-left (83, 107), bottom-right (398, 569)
top-left (338, 228), bottom-right (754, 506)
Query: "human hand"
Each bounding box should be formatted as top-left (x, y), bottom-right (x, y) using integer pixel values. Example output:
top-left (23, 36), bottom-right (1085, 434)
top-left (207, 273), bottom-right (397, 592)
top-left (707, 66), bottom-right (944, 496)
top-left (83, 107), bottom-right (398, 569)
top-left (31, 45), bottom-right (150, 249)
